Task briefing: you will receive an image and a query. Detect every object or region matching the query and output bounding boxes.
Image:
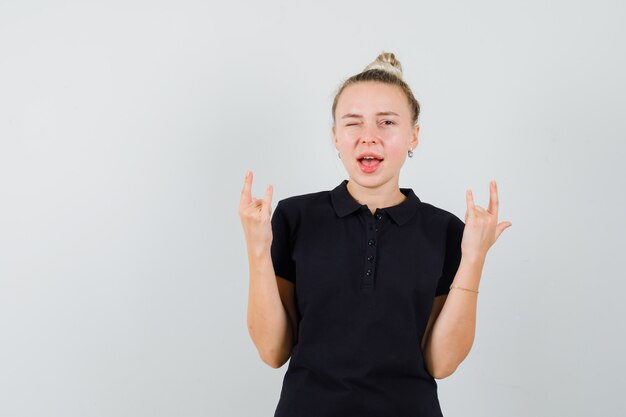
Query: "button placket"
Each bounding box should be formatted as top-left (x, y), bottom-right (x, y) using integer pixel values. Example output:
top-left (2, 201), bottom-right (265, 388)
top-left (363, 232), bottom-right (376, 289)
top-left (378, 211), bottom-right (384, 231)
top-left (362, 209), bottom-right (384, 290)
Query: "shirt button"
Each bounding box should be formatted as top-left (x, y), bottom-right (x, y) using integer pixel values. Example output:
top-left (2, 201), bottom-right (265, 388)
top-left (367, 255), bottom-right (374, 262)
top-left (376, 213), bottom-right (382, 220)
top-left (366, 269), bottom-right (372, 276)
top-left (368, 239), bottom-right (375, 246)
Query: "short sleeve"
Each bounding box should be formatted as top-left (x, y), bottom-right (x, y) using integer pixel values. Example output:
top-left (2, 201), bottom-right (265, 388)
top-left (435, 214), bottom-right (465, 296)
top-left (270, 201), bottom-right (296, 283)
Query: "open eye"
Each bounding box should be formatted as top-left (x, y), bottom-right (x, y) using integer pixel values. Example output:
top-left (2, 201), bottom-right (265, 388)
top-left (382, 120), bottom-right (395, 125)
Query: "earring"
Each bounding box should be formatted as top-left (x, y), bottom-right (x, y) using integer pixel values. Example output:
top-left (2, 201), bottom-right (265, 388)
top-left (408, 148), bottom-right (414, 158)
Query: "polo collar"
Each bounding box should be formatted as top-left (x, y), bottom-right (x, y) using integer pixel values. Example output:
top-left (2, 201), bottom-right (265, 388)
top-left (330, 179), bottom-right (420, 226)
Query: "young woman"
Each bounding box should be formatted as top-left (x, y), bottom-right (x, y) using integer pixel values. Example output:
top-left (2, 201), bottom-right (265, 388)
top-left (239, 52), bottom-right (512, 417)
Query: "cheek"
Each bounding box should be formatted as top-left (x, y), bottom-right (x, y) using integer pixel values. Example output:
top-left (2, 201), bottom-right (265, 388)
top-left (335, 135), bottom-right (354, 148)
top-left (335, 130), bottom-right (408, 151)
top-left (387, 142), bottom-right (411, 161)
top-left (386, 136), bottom-right (409, 150)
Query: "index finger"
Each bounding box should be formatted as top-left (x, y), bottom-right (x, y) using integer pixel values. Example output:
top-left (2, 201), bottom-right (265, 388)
top-left (240, 170), bottom-right (253, 206)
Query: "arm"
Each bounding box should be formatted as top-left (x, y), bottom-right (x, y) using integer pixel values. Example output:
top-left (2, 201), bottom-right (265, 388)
top-left (239, 170), bottom-right (296, 369)
top-left (423, 180), bottom-right (511, 379)
top-left (246, 252), bottom-right (295, 369)
top-left (422, 254), bottom-right (484, 379)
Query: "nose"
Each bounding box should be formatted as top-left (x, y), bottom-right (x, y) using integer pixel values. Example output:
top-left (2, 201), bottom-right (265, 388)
top-left (360, 124), bottom-right (378, 144)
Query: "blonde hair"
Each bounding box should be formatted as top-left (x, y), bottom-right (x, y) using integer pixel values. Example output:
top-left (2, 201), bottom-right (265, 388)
top-left (331, 51), bottom-right (420, 126)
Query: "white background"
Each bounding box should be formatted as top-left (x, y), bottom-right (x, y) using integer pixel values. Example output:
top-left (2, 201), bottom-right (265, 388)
top-left (1, 0), bottom-right (624, 416)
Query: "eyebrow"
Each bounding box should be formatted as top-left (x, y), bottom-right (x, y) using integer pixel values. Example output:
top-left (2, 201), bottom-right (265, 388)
top-left (341, 111), bottom-right (400, 119)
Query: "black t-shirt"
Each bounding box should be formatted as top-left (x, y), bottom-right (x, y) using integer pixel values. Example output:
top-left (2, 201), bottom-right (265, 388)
top-left (270, 179), bottom-right (464, 417)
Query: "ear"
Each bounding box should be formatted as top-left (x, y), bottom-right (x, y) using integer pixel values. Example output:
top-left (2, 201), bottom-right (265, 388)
top-left (411, 124), bottom-right (419, 149)
top-left (332, 126), bottom-right (338, 147)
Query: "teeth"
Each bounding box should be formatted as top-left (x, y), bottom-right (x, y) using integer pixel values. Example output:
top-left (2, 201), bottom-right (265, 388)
top-left (363, 156), bottom-right (375, 159)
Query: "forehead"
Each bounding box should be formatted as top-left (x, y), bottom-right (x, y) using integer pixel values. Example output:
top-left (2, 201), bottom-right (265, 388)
top-left (337, 81), bottom-right (408, 115)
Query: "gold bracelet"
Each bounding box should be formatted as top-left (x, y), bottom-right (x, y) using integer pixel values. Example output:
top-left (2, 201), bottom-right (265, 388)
top-left (450, 284), bottom-right (479, 293)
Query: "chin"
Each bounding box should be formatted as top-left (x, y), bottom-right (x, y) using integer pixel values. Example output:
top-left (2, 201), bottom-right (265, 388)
top-left (350, 175), bottom-right (391, 187)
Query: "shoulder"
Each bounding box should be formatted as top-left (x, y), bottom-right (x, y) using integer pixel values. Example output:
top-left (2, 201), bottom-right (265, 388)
top-left (274, 188), bottom-right (331, 215)
top-left (277, 189), bottom-right (329, 208)
top-left (417, 201), bottom-right (464, 227)
top-left (272, 188), bottom-right (332, 227)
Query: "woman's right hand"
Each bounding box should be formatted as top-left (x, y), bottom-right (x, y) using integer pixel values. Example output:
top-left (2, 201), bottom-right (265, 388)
top-left (238, 170), bottom-right (274, 258)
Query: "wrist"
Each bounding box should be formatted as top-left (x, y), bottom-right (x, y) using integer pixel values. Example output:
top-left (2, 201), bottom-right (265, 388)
top-left (246, 241), bottom-right (272, 262)
top-left (451, 254), bottom-right (485, 290)
top-left (461, 251), bottom-right (486, 266)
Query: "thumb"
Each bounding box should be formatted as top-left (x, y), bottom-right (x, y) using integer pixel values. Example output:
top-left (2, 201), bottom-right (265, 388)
top-left (495, 221), bottom-right (512, 239)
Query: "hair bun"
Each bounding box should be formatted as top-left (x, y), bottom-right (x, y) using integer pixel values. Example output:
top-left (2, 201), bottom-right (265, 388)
top-left (363, 51), bottom-right (403, 79)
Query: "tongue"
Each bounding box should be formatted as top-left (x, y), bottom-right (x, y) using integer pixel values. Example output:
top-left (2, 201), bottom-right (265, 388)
top-left (361, 158), bottom-right (381, 167)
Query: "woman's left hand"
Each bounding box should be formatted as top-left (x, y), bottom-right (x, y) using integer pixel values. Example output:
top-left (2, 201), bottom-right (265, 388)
top-left (461, 180), bottom-right (512, 262)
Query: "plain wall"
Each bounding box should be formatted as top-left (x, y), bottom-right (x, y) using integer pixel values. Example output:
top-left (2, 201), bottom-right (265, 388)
top-left (1, 0), bottom-right (624, 416)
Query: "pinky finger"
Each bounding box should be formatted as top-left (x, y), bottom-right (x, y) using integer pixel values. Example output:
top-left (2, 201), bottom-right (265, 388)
top-left (466, 189), bottom-right (475, 210)
top-left (262, 184), bottom-right (273, 216)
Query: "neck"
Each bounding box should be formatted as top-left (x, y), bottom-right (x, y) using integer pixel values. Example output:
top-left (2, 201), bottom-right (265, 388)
top-left (346, 178), bottom-right (406, 215)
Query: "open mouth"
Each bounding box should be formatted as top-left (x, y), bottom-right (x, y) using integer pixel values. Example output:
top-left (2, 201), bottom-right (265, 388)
top-left (357, 156), bottom-right (384, 172)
